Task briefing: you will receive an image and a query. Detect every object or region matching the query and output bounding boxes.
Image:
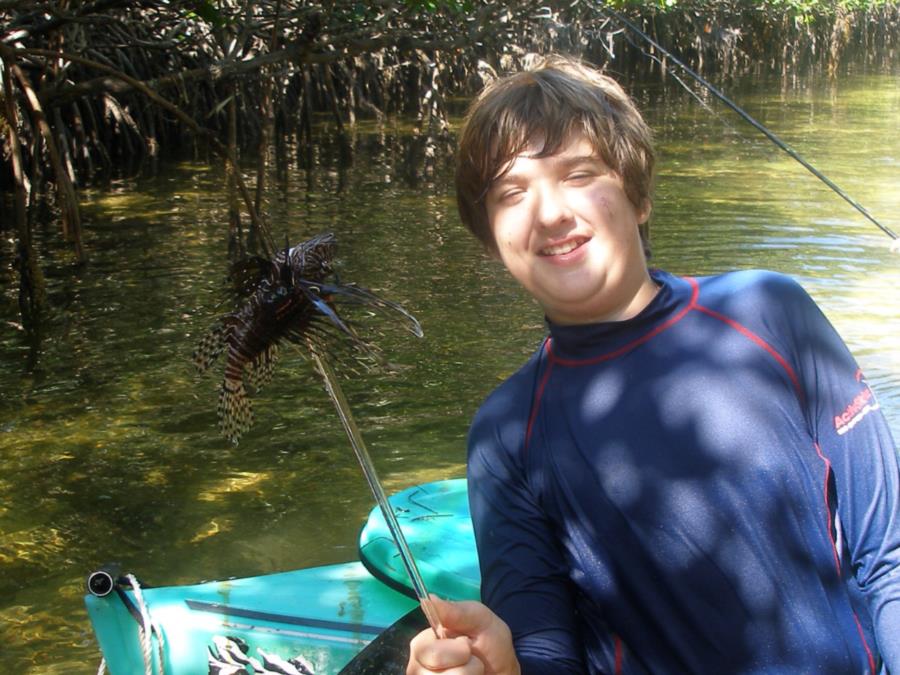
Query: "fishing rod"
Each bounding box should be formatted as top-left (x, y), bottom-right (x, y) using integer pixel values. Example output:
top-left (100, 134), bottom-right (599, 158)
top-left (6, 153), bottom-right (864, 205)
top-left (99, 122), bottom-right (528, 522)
top-left (598, 5), bottom-right (898, 244)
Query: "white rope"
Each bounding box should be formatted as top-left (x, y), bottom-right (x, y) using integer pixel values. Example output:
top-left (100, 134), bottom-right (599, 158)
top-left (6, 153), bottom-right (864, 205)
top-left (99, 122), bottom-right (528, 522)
top-left (126, 573), bottom-right (154, 675)
top-left (152, 613), bottom-right (167, 675)
top-left (125, 573), bottom-right (166, 675)
top-left (96, 657), bottom-right (107, 675)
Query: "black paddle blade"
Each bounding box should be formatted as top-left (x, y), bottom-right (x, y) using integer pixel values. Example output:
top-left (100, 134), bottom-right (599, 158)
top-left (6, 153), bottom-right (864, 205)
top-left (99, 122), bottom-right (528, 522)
top-left (338, 607), bottom-right (428, 675)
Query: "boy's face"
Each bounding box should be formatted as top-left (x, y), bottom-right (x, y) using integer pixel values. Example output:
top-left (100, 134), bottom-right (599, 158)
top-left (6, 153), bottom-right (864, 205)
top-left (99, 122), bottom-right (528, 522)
top-left (485, 134), bottom-right (656, 325)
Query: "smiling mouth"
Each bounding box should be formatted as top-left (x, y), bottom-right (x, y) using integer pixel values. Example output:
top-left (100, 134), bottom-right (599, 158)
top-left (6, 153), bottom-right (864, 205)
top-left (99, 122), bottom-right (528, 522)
top-left (540, 237), bottom-right (588, 256)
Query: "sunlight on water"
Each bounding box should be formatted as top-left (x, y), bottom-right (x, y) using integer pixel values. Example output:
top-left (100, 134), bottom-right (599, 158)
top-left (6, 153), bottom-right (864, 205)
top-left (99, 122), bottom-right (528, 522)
top-left (0, 68), bottom-right (898, 672)
top-left (648, 71), bottom-right (900, 426)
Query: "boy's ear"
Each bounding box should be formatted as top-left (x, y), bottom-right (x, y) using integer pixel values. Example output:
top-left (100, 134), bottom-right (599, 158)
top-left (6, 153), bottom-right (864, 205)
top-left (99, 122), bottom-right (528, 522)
top-left (637, 199), bottom-right (652, 224)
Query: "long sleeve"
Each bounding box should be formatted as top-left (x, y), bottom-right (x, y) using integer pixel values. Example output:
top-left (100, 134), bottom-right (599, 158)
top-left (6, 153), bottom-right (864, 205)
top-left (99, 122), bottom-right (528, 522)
top-left (467, 362), bottom-right (595, 674)
top-left (463, 270), bottom-right (897, 673)
top-left (776, 275), bottom-right (900, 671)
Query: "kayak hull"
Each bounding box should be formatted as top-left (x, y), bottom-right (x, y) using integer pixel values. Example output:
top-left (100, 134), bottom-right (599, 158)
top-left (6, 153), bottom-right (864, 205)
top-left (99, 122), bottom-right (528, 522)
top-left (85, 479), bottom-right (478, 674)
top-left (86, 561), bottom-right (419, 674)
top-left (86, 563), bottom-right (417, 675)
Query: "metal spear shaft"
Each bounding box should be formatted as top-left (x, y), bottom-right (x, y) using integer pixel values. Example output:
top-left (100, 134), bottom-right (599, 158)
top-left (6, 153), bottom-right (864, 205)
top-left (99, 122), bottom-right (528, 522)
top-left (309, 347), bottom-right (445, 638)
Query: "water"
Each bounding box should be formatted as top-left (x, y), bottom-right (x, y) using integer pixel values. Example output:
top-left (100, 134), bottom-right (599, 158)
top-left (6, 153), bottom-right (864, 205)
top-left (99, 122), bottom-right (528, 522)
top-left (1, 68), bottom-right (897, 672)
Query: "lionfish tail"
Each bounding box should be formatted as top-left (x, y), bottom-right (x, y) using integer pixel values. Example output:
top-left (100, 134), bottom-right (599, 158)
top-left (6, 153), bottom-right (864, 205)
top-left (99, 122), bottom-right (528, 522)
top-left (193, 323), bottom-right (227, 374)
top-left (218, 378), bottom-right (254, 445)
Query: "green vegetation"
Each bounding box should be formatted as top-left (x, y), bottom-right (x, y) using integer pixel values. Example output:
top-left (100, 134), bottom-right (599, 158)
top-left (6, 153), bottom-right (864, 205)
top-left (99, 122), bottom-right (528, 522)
top-left (1, 0), bottom-right (897, 328)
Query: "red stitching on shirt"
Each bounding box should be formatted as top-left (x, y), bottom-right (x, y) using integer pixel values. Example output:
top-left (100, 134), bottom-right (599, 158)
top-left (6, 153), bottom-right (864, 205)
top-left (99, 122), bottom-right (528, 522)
top-left (691, 296), bottom-right (875, 673)
top-left (524, 339), bottom-right (554, 449)
top-left (614, 634), bottom-right (624, 675)
top-left (813, 441), bottom-right (877, 673)
top-left (852, 609), bottom-right (878, 675)
top-left (691, 303), bottom-right (804, 403)
top-left (813, 442), bottom-right (842, 576)
top-left (548, 276), bottom-right (700, 367)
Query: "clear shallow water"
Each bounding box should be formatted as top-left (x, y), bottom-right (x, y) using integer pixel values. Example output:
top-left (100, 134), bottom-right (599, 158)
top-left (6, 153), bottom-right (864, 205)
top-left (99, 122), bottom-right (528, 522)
top-left (0, 68), bottom-right (898, 672)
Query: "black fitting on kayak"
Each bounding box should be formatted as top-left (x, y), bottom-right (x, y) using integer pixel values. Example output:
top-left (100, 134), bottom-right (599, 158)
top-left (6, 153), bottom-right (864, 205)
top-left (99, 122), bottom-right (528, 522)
top-left (86, 564), bottom-right (122, 597)
top-left (86, 565), bottom-right (153, 628)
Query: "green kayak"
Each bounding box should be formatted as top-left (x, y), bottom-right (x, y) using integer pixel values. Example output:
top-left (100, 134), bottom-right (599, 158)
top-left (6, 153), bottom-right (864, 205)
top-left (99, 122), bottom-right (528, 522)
top-left (85, 478), bottom-right (479, 674)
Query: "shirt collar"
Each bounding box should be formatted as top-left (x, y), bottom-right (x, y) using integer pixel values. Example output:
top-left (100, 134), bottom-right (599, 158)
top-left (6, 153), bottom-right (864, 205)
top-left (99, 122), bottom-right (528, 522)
top-left (546, 270), bottom-right (694, 363)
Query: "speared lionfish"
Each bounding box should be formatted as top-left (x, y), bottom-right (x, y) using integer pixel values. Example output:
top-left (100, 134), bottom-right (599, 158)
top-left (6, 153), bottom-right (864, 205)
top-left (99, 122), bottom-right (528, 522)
top-left (193, 232), bottom-right (423, 445)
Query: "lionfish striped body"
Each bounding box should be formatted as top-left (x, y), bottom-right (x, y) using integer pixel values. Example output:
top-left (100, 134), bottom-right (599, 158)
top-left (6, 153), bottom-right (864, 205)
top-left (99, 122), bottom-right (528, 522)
top-left (194, 232), bottom-right (421, 444)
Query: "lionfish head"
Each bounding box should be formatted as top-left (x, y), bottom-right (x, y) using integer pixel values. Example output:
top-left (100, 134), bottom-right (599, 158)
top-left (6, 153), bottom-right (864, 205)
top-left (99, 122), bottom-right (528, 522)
top-left (277, 232), bottom-right (336, 286)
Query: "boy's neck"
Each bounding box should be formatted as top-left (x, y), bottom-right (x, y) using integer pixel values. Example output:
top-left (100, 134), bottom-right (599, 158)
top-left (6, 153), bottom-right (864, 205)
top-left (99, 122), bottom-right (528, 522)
top-left (546, 271), bottom-right (660, 326)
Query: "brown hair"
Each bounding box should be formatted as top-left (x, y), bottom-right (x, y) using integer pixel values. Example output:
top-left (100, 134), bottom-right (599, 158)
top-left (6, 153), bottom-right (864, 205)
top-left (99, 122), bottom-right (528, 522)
top-left (455, 55), bottom-right (655, 254)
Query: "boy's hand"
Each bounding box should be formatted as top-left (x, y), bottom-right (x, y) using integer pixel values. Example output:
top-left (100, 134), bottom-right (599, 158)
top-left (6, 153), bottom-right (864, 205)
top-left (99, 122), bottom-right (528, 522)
top-left (407, 596), bottom-right (520, 675)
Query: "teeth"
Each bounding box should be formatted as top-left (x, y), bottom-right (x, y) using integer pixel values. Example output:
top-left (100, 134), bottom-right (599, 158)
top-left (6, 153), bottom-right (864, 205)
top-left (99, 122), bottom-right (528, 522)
top-left (542, 239), bottom-right (582, 256)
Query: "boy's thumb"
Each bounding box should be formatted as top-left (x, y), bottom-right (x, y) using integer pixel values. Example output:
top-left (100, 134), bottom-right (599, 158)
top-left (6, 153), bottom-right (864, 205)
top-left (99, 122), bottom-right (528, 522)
top-left (428, 595), bottom-right (494, 637)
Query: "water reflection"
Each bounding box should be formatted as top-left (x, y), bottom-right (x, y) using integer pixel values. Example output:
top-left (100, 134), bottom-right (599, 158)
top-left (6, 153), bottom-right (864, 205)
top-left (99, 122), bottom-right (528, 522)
top-left (0, 69), bottom-right (898, 672)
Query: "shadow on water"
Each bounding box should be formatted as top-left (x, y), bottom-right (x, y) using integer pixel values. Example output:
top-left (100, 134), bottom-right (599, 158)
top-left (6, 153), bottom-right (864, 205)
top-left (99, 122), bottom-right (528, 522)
top-left (0, 69), bottom-right (898, 672)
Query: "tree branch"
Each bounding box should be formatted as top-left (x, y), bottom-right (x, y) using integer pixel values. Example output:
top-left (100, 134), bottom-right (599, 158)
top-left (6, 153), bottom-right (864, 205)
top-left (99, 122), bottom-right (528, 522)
top-left (8, 42), bottom-right (279, 255)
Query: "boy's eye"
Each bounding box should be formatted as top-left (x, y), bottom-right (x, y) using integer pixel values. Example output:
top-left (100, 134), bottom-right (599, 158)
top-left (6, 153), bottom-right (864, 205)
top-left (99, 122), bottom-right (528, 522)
top-left (497, 188), bottom-right (524, 203)
top-left (566, 171), bottom-right (594, 183)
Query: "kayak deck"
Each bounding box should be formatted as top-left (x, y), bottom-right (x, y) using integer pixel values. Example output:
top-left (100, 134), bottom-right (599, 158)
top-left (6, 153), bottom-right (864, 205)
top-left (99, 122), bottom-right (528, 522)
top-left (358, 478), bottom-right (480, 602)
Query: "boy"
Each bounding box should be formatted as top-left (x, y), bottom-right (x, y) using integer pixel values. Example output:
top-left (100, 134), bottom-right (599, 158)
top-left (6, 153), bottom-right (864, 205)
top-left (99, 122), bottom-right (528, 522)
top-left (407, 56), bottom-right (900, 674)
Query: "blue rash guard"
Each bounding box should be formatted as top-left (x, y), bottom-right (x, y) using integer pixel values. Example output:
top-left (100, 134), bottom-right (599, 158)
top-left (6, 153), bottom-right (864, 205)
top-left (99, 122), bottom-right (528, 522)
top-left (468, 269), bottom-right (900, 675)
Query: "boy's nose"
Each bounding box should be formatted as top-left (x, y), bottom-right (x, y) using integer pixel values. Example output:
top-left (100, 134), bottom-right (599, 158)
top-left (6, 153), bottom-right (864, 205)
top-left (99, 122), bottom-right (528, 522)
top-left (536, 186), bottom-right (573, 228)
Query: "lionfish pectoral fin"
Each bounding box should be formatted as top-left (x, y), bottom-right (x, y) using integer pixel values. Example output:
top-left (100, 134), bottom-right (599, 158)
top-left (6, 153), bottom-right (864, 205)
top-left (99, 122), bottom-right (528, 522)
top-left (393, 305), bottom-right (423, 338)
top-left (218, 378), bottom-right (254, 445)
top-left (288, 321), bottom-right (372, 372)
top-left (302, 288), bottom-right (355, 337)
top-left (193, 323), bottom-right (227, 374)
top-left (314, 282), bottom-right (424, 338)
